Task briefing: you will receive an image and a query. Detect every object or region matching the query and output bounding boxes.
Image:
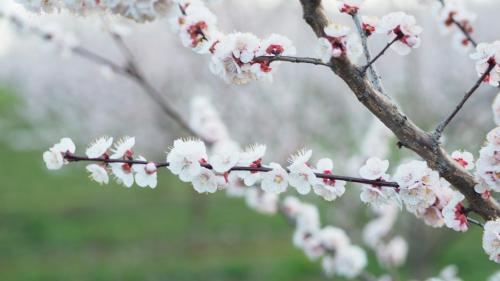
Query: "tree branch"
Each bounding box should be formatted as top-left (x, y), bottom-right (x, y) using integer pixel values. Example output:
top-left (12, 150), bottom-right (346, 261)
top-left (64, 154), bottom-right (399, 187)
top-left (253, 55), bottom-right (332, 67)
top-left (361, 38), bottom-right (398, 75)
top-left (297, 0), bottom-right (500, 220)
top-left (434, 62), bottom-right (495, 139)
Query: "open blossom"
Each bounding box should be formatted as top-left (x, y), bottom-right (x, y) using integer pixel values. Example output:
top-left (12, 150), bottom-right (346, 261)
top-left (288, 149), bottom-right (317, 195)
top-left (336, 0), bottom-right (363, 15)
top-left (261, 163), bottom-right (288, 194)
top-left (245, 189), bottom-right (278, 215)
top-left (394, 161), bottom-right (438, 213)
top-left (43, 138), bottom-right (75, 170)
top-left (470, 41), bottom-right (500, 87)
top-left (414, 179), bottom-right (454, 228)
top-left (377, 12), bottom-right (422, 56)
top-left (313, 158), bottom-right (346, 201)
top-left (325, 245), bottom-right (367, 279)
top-left (210, 32), bottom-right (260, 84)
top-left (359, 158), bottom-right (399, 207)
top-left (236, 144), bottom-right (266, 186)
top-left (132, 156), bottom-right (157, 188)
top-left (176, 3), bottom-right (219, 54)
top-left (85, 136), bottom-right (113, 158)
top-left (191, 168), bottom-right (219, 193)
top-left (109, 137), bottom-right (136, 187)
top-left (167, 138), bottom-right (208, 182)
top-left (209, 145), bottom-right (239, 173)
top-left (442, 191), bottom-right (468, 232)
top-left (317, 23), bottom-right (361, 63)
top-left (451, 150), bottom-right (474, 170)
top-left (86, 164), bottom-right (109, 185)
top-left (482, 218), bottom-right (500, 263)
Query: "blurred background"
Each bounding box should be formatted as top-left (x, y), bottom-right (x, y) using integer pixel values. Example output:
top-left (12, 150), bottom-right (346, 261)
top-left (0, 0), bottom-right (499, 280)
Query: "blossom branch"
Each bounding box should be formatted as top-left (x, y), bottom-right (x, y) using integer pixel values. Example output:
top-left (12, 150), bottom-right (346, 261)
top-left (297, 0), bottom-right (500, 220)
top-left (64, 154), bottom-right (400, 187)
top-left (434, 62), bottom-right (496, 139)
top-left (253, 55), bottom-right (332, 67)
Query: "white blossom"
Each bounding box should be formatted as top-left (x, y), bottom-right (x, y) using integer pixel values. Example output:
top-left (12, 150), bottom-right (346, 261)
top-left (442, 191), bottom-right (468, 232)
top-left (86, 164), bottom-right (109, 185)
top-left (318, 226), bottom-right (350, 251)
top-left (209, 145), bottom-right (239, 173)
top-left (376, 236), bottom-right (408, 268)
top-left (191, 168), bottom-right (219, 193)
top-left (132, 156), bottom-right (157, 188)
top-left (85, 136), bottom-right (113, 158)
top-left (470, 41), bottom-right (500, 87)
top-left (483, 218), bottom-right (500, 263)
top-left (167, 138), bottom-right (208, 182)
top-left (43, 137), bottom-right (76, 170)
top-left (288, 149), bottom-right (317, 195)
top-left (235, 144), bottom-right (266, 186)
top-left (377, 12), bottom-right (422, 56)
top-left (312, 158), bottom-right (346, 201)
top-left (260, 162), bottom-right (288, 194)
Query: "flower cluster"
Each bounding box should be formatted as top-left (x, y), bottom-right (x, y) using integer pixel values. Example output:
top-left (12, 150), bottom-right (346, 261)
top-left (474, 127), bottom-right (500, 197)
top-left (483, 218), bottom-right (500, 263)
top-left (15, 0), bottom-right (169, 22)
top-left (376, 12), bottom-right (422, 56)
top-left (169, 0), bottom-right (296, 84)
top-left (44, 137), bottom-right (158, 188)
top-left (434, 0), bottom-right (476, 51)
top-left (394, 160), bottom-right (469, 231)
top-left (317, 23), bottom-right (361, 63)
top-left (470, 41), bottom-right (500, 87)
top-left (282, 197), bottom-right (367, 279)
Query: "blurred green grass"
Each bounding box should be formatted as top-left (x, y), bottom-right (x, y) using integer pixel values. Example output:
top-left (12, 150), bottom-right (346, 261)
top-left (0, 88), bottom-right (498, 281)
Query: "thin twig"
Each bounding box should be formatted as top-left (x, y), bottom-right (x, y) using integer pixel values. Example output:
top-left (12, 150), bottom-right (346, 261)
top-left (434, 62), bottom-right (495, 139)
top-left (351, 13), bottom-right (386, 95)
top-left (253, 55), bottom-right (332, 67)
top-left (467, 217), bottom-right (484, 228)
top-left (65, 154), bottom-right (400, 187)
top-left (361, 38), bottom-right (399, 75)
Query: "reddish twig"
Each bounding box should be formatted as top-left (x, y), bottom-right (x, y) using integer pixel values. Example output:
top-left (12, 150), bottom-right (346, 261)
top-left (434, 62), bottom-right (496, 139)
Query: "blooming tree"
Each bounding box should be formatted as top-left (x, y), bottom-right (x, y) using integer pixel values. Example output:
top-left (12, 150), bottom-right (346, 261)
top-left (1, 0), bottom-right (500, 279)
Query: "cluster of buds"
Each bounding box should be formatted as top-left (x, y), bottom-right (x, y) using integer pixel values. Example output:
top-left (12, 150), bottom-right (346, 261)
top-left (434, 0), bottom-right (476, 51)
top-left (168, 0), bottom-right (296, 85)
